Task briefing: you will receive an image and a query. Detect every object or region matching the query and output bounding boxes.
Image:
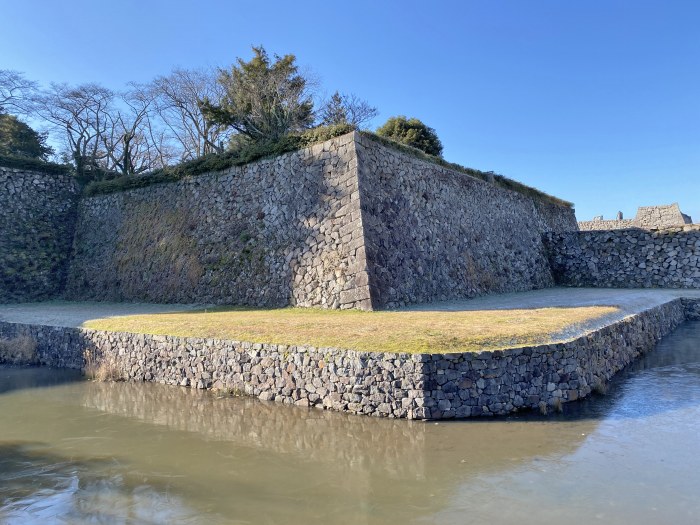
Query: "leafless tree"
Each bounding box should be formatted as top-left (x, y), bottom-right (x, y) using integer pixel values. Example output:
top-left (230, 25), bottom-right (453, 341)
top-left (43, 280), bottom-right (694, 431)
top-left (0, 70), bottom-right (37, 115)
top-left (32, 83), bottom-right (114, 182)
top-left (149, 67), bottom-right (229, 160)
top-left (318, 91), bottom-right (378, 129)
top-left (103, 84), bottom-right (176, 176)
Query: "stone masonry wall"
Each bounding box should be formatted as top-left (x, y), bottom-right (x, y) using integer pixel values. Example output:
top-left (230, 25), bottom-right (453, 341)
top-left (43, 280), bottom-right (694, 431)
top-left (2, 298), bottom-right (693, 419)
top-left (544, 227), bottom-right (700, 288)
top-left (354, 134), bottom-right (578, 308)
top-left (579, 203), bottom-right (692, 231)
top-left (65, 133), bottom-right (372, 309)
top-left (0, 166), bottom-right (79, 303)
top-left (63, 132), bottom-right (576, 309)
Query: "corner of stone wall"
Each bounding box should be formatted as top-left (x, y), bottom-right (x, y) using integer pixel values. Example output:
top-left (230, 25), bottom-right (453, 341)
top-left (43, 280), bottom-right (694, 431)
top-left (335, 132), bottom-right (374, 311)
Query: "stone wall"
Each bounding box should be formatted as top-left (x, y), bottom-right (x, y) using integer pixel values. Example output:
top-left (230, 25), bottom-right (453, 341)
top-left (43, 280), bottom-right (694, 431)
top-left (579, 203), bottom-right (692, 231)
top-left (545, 227), bottom-right (700, 288)
top-left (2, 297), bottom-right (694, 419)
top-left (578, 219), bottom-right (636, 231)
top-left (65, 133), bottom-right (373, 309)
top-left (0, 166), bottom-right (79, 303)
top-left (63, 132), bottom-right (576, 309)
top-left (354, 134), bottom-right (578, 308)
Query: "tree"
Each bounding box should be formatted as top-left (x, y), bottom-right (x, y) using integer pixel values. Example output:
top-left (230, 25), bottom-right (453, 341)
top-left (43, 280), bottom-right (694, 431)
top-left (0, 70), bottom-right (37, 115)
top-left (201, 46), bottom-right (314, 143)
top-left (103, 84), bottom-right (175, 177)
top-left (0, 113), bottom-right (53, 159)
top-left (149, 67), bottom-right (229, 160)
top-left (32, 83), bottom-right (115, 183)
top-left (319, 91), bottom-right (378, 129)
top-left (375, 116), bottom-right (443, 157)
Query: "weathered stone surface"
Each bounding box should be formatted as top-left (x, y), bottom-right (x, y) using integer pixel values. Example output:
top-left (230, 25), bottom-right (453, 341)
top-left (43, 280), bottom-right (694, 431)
top-left (55, 132), bottom-right (575, 309)
top-left (0, 167), bottom-right (79, 303)
top-left (545, 228), bottom-right (700, 289)
top-left (2, 298), bottom-right (694, 419)
top-left (354, 133), bottom-right (577, 308)
top-left (64, 133), bottom-right (371, 309)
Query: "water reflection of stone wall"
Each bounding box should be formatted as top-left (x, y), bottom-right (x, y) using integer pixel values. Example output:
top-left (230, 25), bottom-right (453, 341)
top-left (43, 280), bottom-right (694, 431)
top-left (81, 382), bottom-right (427, 480)
top-left (2, 298), bottom-right (698, 419)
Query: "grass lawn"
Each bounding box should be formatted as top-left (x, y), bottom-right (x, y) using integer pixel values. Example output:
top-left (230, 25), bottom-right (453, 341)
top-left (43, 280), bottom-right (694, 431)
top-left (82, 305), bottom-right (619, 354)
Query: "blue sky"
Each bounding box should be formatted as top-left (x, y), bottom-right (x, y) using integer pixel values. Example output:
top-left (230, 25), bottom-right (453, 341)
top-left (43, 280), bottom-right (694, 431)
top-left (1, 0), bottom-right (698, 221)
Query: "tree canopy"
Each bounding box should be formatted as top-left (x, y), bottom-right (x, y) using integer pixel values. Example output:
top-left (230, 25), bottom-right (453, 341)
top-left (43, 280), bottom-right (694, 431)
top-left (0, 113), bottom-right (53, 160)
top-left (201, 47), bottom-right (314, 143)
top-left (375, 116), bottom-right (443, 157)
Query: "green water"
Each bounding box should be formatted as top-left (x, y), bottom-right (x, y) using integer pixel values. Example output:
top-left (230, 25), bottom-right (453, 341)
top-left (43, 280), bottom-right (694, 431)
top-left (2, 322), bottom-right (700, 524)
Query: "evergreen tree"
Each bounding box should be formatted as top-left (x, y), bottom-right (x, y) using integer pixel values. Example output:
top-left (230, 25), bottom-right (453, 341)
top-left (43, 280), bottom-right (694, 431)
top-left (376, 116), bottom-right (443, 157)
top-left (0, 113), bottom-right (53, 159)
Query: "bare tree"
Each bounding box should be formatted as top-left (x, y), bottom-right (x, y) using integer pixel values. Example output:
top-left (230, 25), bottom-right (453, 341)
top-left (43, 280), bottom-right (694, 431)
top-left (149, 67), bottom-right (228, 161)
top-left (32, 83), bottom-right (114, 182)
top-left (0, 70), bottom-right (37, 115)
top-left (103, 84), bottom-right (176, 176)
top-left (318, 91), bottom-right (378, 129)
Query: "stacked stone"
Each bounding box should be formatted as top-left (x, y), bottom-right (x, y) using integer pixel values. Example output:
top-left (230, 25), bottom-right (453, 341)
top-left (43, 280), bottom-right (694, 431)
top-left (3, 298), bottom-right (696, 419)
top-left (0, 167), bottom-right (79, 302)
top-left (354, 133), bottom-right (577, 308)
top-left (65, 133), bottom-right (373, 309)
top-left (545, 228), bottom-right (700, 289)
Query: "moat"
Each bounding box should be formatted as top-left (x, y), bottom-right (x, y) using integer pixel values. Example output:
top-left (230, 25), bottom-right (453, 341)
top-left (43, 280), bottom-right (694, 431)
top-left (2, 321), bottom-right (700, 524)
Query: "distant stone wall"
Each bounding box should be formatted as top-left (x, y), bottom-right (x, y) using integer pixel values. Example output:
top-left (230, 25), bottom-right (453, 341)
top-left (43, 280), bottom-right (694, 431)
top-left (545, 227), bottom-right (700, 288)
top-left (578, 219), bottom-right (636, 231)
top-left (579, 203), bottom-right (692, 231)
top-left (65, 133), bottom-right (373, 309)
top-left (355, 134), bottom-right (578, 308)
top-left (1, 297), bottom-right (694, 419)
top-left (0, 166), bottom-right (79, 303)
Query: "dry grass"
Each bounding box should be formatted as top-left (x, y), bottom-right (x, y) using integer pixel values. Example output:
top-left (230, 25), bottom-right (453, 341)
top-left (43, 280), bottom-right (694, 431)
top-left (0, 335), bottom-right (38, 365)
top-left (82, 305), bottom-right (618, 354)
top-left (83, 349), bottom-right (124, 382)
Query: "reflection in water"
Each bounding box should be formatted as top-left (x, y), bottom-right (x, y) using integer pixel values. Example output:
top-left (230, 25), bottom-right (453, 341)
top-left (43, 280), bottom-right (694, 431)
top-left (1, 321), bottom-right (700, 524)
top-left (0, 443), bottom-right (201, 525)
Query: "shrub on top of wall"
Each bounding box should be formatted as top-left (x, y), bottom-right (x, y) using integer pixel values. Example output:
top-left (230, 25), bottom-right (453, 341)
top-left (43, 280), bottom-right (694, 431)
top-left (0, 154), bottom-right (71, 176)
top-left (83, 124), bottom-right (355, 197)
top-left (80, 124), bottom-right (572, 209)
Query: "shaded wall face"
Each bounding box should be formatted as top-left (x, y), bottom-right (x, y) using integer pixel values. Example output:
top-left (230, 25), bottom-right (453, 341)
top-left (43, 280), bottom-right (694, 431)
top-left (0, 167), bottom-right (79, 302)
top-left (544, 228), bottom-right (700, 289)
top-left (354, 136), bottom-right (578, 308)
top-left (64, 134), bottom-right (371, 308)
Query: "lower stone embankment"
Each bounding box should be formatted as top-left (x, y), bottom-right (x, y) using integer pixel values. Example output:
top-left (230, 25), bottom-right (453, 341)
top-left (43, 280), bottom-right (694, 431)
top-left (1, 298), bottom-right (697, 419)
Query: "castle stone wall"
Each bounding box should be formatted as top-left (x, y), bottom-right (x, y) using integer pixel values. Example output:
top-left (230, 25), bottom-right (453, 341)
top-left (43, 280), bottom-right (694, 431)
top-left (64, 133), bottom-right (373, 309)
top-left (354, 134), bottom-right (578, 308)
top-left (0, 166), bottom-right (79, 303)
top-left (1, 297), bottom-right (693, 419)
top-left (545, 227), bottom-right (700, 288)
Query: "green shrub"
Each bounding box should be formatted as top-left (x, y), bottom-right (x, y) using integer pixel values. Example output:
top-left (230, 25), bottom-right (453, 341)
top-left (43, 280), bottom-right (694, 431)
top-left (376, 116), bottom-right (443, 157)
top-left (0, 154), bottom-right (71, 176)
top-left (83, 125), bottom-right (355, 196)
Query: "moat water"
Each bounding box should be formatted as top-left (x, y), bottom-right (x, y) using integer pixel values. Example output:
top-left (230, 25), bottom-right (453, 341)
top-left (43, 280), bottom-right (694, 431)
top-left (2, 323), bottom-right (700, 524)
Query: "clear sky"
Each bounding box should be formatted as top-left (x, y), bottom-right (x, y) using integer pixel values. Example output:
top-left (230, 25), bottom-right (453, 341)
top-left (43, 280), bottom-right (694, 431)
top-left (1, 0), bottom-right (698, 221)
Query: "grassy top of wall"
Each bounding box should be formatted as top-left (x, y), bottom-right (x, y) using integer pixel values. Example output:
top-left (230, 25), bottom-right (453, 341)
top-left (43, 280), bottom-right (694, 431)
top-left (360, 133), bottom-right (573, 208)
top-left (0, 154), bottom-right (72, 176)
top-left (83, 125), bottom-right (355, 197)
top-left (81, 127), bottom-right (572, 208)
